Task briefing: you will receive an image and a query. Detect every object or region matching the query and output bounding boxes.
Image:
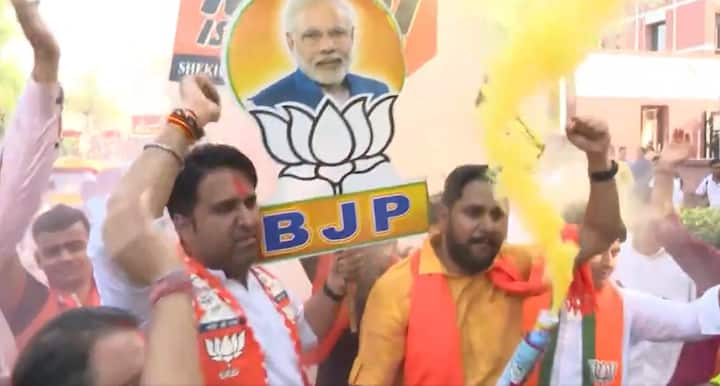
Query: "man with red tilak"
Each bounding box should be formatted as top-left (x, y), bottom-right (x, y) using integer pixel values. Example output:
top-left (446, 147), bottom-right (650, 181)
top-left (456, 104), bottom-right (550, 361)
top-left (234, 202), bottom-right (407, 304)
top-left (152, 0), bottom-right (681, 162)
top-left (95, 74), bottom-right (361, 386)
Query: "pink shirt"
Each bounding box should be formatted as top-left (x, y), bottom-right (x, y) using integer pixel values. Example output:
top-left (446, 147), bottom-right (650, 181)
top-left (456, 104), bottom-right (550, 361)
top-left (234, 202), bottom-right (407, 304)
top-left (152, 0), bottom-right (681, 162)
top-left (0, 79), bottom-right (61, 257)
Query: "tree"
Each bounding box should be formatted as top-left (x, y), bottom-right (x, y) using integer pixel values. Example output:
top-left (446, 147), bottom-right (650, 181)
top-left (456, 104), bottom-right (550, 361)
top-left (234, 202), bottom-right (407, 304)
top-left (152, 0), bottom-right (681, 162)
top-left (0, 1), bottom-right (23, 139)
top-left (64, 73), bottom-right (122, 132)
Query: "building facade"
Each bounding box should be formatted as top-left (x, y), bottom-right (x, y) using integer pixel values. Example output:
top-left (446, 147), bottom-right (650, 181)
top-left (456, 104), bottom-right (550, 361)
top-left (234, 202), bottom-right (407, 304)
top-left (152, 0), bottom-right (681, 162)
top-left (575, 0), bottom-right (720, 165)
top-left (604, 0), bottom-right (720, 54)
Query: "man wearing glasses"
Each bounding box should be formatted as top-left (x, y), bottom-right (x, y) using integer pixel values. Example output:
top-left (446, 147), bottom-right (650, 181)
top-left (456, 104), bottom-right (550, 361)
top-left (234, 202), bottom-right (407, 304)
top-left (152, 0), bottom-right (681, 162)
top-left (250, 0), bottom-right (389, 109)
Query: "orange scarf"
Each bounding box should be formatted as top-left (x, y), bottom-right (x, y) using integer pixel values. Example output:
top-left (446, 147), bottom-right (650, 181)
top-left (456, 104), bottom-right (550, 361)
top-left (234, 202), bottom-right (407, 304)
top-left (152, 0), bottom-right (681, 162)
top-left (183, 255), bottom-right (310, 386)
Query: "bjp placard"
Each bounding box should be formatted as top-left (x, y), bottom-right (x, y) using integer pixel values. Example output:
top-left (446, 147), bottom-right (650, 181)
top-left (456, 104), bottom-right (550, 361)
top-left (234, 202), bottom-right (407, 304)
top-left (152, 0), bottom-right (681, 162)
top-left (221, 0), bottom-right (430, 260)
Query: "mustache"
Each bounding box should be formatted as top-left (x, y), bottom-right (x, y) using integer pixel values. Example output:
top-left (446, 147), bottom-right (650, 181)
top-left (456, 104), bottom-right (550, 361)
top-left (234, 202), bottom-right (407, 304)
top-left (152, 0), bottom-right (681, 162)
top-left (467, 235), bottom-right (500, 245)
top-left (315, 56), bottom-right (344, 65)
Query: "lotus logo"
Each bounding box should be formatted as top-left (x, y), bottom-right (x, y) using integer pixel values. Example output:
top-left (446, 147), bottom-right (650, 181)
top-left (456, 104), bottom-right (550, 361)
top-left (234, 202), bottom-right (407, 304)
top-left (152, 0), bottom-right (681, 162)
top-left (587, 359), bottom-right (617, 385)
top-left (250, 94), bottom-right (397, 195)
top-left (205, 332), bottom-right (246, 363)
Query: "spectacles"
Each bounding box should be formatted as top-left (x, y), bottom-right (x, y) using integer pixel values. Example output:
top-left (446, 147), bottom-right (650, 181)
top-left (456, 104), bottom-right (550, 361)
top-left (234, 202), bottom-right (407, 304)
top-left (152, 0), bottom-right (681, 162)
top-left (300, 27), bottom-right (352, 45)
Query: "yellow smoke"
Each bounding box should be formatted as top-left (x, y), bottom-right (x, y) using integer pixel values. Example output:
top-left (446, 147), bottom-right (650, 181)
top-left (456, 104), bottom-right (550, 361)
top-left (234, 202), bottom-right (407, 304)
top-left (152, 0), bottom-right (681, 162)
top-left (478, 0), bottom-right (624, 312)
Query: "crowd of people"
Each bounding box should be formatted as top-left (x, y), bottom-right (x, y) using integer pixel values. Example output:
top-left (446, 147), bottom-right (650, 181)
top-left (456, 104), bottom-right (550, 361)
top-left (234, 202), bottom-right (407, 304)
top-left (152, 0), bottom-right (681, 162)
top-left (6, 0), bottom-right (720, 386)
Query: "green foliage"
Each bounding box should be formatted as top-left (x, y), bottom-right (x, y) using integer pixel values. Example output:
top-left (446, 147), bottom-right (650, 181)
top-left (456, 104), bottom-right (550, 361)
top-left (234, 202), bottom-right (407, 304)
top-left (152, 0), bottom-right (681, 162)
top-left (680, 207), bottom-right (720, 248)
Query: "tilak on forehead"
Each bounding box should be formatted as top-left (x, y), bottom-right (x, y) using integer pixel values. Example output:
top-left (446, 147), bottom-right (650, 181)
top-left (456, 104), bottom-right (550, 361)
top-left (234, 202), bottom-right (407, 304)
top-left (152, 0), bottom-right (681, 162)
top-left (233, 177), bottom-right (251, 198)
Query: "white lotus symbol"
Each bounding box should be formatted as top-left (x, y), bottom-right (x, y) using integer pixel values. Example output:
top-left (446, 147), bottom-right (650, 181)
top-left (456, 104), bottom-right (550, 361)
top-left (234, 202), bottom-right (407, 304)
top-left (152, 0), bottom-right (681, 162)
top-left (205, 332), bottom-right (246, 363)
top-left (250, 94), bottom-right (397, 195)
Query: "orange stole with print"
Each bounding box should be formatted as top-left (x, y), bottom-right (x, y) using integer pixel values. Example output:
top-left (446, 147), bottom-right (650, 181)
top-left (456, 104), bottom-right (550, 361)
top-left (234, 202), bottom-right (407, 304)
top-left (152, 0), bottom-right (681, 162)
top-left (184, 256), bottom-right (310, 386)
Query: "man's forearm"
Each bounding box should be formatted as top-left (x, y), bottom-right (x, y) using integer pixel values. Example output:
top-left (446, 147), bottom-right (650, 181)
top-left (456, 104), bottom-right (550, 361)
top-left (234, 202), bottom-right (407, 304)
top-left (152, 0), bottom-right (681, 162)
top-left (12, 0), bottom-right (59, 83)
top-left (104, 125), bottom-right (190, 284)
top-left (583, 153), bottom-right (624, 243)
top-left (107, 125), bottom-right (190, 218)
top-left (651, 167), bottom-right (675, 212)
top-left (303, 291), bottom-right (341, 339)
top-left (141, 293), bottom-right (202, 386)
top-left (653, 213), bottom-right (720, 293)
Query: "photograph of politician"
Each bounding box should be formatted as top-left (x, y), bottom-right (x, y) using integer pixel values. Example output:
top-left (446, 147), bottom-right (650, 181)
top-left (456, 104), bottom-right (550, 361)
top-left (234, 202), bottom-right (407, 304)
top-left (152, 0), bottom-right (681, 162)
top-left (224, 0), bottom-right (404, 112)
top-left (224, 0), bottom-right (406, 204)
top-left (250, 0), bottom-right (389, 109)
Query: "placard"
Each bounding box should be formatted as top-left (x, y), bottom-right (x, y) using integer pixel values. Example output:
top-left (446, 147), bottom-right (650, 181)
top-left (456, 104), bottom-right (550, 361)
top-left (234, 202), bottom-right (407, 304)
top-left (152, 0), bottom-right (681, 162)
top-left (259, 181), bottom-right (429, 261)
top-left (224, 0), bottom-right (429, 257)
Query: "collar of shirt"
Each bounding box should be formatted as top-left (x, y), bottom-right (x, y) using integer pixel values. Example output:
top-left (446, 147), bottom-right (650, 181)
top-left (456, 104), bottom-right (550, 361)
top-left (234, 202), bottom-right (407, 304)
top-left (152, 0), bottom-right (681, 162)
top-left (291, 69), bottom-right (354, 103)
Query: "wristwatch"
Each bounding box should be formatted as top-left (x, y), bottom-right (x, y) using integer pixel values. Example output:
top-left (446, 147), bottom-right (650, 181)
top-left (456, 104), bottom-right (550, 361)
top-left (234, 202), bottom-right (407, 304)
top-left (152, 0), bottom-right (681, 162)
top-left (323, 282), bottom-right (345, 302)
top-left (589, 160), bottom-right (619, 182)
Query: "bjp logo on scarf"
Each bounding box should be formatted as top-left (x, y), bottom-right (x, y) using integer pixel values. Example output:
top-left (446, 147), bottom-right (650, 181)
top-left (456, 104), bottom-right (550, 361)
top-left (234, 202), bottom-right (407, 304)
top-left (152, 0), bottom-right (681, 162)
top-left (587, 359), bottom-right (617, 385)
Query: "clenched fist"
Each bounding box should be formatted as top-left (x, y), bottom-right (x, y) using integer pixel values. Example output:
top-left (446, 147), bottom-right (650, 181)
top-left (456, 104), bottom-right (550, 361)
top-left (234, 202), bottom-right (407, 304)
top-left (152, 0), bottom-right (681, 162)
top-left (179, 74), bottom-right (221, 128)
top-left (566, 117), bottom-right (611, 156)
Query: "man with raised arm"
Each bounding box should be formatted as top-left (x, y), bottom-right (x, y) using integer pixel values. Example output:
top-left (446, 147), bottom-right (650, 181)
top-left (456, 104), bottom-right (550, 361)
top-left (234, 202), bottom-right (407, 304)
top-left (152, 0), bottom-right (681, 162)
top-left (350, 117), bottom-right (626, 386)
top-left (0, 0), bottom-right (77, 364)
top-left (95, 74), bottom-right (361, 386)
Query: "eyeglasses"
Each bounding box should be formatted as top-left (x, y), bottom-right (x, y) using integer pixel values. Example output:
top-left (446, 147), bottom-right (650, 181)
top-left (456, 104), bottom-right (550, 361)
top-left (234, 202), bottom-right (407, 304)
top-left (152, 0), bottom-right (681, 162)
top-left (300, 27), bottom-right (352, 45)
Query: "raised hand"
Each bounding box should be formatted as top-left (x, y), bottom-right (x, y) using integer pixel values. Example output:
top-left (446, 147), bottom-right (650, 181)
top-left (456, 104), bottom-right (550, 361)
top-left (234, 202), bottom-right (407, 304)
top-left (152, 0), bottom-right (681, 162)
top-left (11, 0), bottom-right (60, 82)
top-left (179, 74), bottom-right (221, 128)
top-left (565, 117), bottom-right (611, 156)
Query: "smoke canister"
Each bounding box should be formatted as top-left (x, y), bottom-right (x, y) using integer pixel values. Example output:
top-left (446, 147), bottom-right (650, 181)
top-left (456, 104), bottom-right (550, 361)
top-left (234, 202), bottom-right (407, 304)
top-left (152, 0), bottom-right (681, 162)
top-left (496, 310), bottom-right (559, 386)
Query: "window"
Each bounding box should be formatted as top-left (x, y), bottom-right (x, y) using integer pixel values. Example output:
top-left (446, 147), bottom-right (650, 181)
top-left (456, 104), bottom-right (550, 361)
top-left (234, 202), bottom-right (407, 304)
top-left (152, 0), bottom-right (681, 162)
top-left (640, 105), bottom-right (668, 152)
top-left (648, 22), bottom-right (666, 51)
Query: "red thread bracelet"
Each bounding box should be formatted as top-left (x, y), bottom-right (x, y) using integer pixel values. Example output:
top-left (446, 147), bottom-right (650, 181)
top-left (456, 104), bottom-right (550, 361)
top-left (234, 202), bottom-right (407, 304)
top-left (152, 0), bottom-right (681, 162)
top-left (149, 268), bottom-right (193, 306)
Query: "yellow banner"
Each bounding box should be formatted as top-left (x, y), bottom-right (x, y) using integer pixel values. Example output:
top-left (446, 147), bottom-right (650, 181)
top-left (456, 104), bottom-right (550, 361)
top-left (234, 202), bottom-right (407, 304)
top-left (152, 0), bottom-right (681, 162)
top-left (259, 181), bottom-right (429, 262)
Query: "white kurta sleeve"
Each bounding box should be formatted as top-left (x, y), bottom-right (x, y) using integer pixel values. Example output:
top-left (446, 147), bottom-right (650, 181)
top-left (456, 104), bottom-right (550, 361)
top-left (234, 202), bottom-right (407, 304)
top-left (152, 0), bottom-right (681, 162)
top-left (86, 194), bottom-right (174, 323)
top-left (625, 285), bottom-right (720, 344)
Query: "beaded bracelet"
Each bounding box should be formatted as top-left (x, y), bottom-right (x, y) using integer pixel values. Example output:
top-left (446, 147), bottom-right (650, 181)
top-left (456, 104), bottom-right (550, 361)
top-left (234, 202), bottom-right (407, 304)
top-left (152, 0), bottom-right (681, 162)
top-left (167, 108), bottom-right (204, 141)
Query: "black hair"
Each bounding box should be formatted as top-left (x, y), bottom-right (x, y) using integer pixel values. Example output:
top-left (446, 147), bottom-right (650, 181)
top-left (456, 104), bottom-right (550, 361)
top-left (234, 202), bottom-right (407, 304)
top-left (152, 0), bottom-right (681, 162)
top-left (31, 204), bottom-right (89, 241)
top-left (11, 307), bottom-right (139, 386)
top-left (167, 144), bottom-right (258, 217)
top-left (441, 165), bottom-right (492, 208)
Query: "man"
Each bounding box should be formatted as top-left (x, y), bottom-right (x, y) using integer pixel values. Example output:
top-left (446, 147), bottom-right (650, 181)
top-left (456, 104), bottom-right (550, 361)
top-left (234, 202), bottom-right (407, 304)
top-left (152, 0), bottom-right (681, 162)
top-left (0, 0), bottom-right (64, 358)
top-left (301, 243), bottom-right (397, 386)
top-left (522, 233), bottom-right (720, 386)
top-left (609, 145), bottom-right (634, 201)
top-left (250, 0), bottom-right (389, 108)
top-left (640, 131), bottom-right (720, 385)
top-left (3, 205), bottom-right (98, 350)
top-left (96, 74), bottom-right (360, 386)
top-left (695, 159), bottom-right (720, 207)
top-left (618, 146), bottom-right (627, 162)
top-left (13, 194), bottom-right (204, 386)
top-left (630, 147), bottom-right (653, 197)
top-left (350, 116), bottom-right (625, 386)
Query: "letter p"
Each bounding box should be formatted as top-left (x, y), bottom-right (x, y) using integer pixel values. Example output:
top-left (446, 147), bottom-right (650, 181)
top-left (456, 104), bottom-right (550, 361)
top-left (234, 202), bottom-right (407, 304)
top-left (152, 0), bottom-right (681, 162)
top-left (372, 194), bottom-right (410, 234)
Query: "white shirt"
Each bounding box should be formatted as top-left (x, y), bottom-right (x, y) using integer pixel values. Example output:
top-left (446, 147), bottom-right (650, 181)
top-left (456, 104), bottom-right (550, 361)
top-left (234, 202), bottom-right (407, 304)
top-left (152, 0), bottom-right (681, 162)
top-left (86, 196), bottom-right (317, 386)
top-left (695, 175), bottom-right (720, 207)
top-left (612, 241), bottom-right (696, 385)
top-left (548, 285), bottom-right (720, 386)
